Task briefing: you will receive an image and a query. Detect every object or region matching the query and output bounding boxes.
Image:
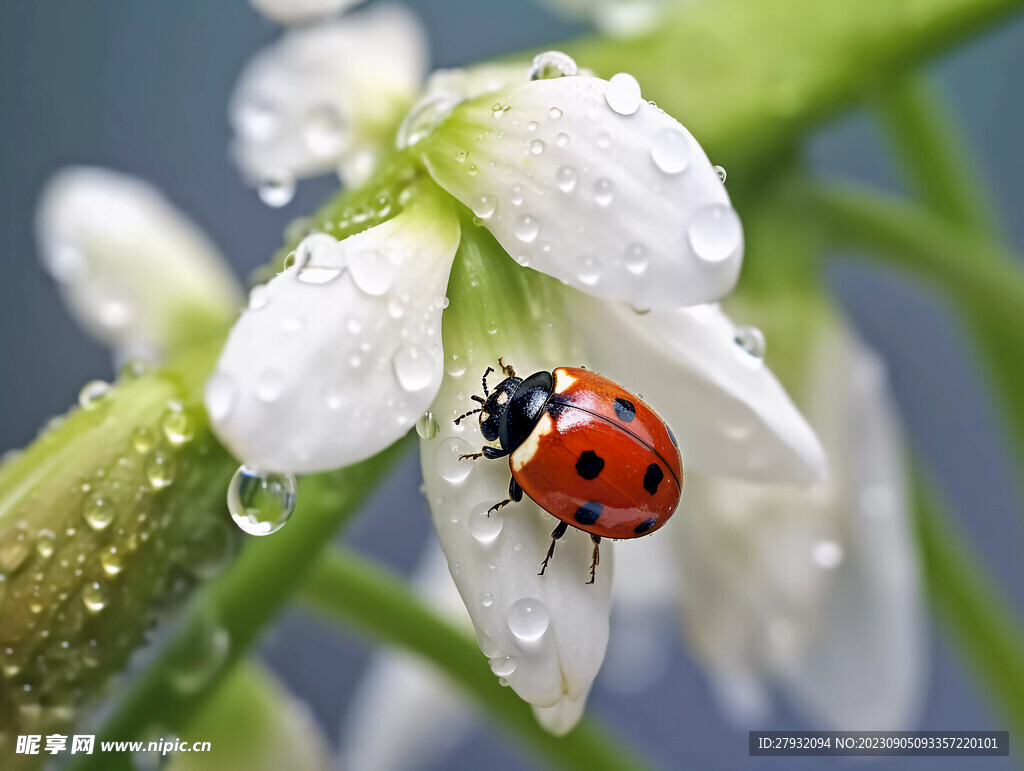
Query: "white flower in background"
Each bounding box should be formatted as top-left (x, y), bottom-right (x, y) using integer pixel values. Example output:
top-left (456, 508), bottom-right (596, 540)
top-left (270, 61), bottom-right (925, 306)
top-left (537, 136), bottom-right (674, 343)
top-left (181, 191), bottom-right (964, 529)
top-left (34, 167), bottom-right (242, 364)
top-left (674, 314), bottom-right (925, 729)
top-left (540, 0), bottom-right (679, 37)
top-left (209, 54), bottom-right (827, 731)
top-left (249, 0), bottom-right (358, 25)
top-left (230, 4), bottom-right (428, 196)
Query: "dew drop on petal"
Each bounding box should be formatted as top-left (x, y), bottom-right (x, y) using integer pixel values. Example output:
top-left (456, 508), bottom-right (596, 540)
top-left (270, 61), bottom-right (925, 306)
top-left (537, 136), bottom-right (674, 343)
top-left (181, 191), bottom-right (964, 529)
top-left (624, 243), bottom-right (649, 275)
top-left (255, 369), bottom-right (286, 403)
top-left (513, 215), bottom-right (539, 243)
top-left (248, 285), bottom-right (270, 311)
top-left (78, 380), bottom-right (111, 410)
top-left (82, 582), bottom-right (106, 614)
top-left (100, 547), bottom-right (123, 576)
top-left (83, 493), bottom-right (115, 531)
top-left (812, 540), bottom-right (844, 569)
top-left (733, 326), bottom-right (766, 359)
top-left (556, 132), bottom-right (569, 148)
top-left (392, 345), bottom-right (434, 391)
top-left (530, 139), bottom-right (545, 155)
top-left (605, 73), bottom-right (642, 116)
top-left (169, 613), bottom-right (231, 694)
top-left (349, 248), bottom-right (395, 296)
top-left (36, 530), bottom-right (56, 560)
top-left (205, 373), bottom-right (238, 423)
top-left (469, 504), bottom-right (504, 543)
top-left (227, 466), bottom-right (297, 536)
top-left (507, 598), bottom-right (550, 642)
top-left (556, 165), bottom-right (578, 193)
top-left (529, 50), bottom-right (578, 80)
top-left (715, 165), bottom-right (728, 183)
top-left (688, 204), bottom-right (742, 263)
top-left (145, 451), bottom-right (177, 490)
top-left (489, 655), bottom-right (518, 677)
top-left (549, 107), bottom-right (563, 119)
top-left (303, 104), bottom-right (346, 159)
top-left (472, 194), bottom-right (497, 219)
top-left (161, 402), bottom-right (194, 446)
top-left (257, 176), bottom-right (296, 208)
top-left (436, 437), bottom-right (474, 484)
top-left (481, 592), bottom-right (494, 608)
top-left (650, 128), bottom-right (691, 174)
top-left (416, 411), bottom-right (440, 440)
top-left (593, 178), bottom-right (615, 207)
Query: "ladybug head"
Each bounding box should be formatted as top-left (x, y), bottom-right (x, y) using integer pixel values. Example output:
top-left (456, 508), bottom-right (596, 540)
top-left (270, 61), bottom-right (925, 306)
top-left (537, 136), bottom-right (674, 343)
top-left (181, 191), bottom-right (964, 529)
top-left (478, 375), bottom-right (522, 442)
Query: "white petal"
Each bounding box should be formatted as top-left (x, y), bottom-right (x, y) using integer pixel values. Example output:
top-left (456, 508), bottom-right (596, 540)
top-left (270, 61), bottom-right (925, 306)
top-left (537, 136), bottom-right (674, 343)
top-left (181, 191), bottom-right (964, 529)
top-left (568, 292), bottom-right (827, 484)
top-left (249, 0), bottom-right (358, 24)
top-left (532, 690), bottom-right (590, 737)
top-left (341, 540), bottom-right (473, 771)
top-left (541, 0), bottom-right (668, 37)
top-left (230, 5), bottom-right (427, 187)
top-left (34, 167), bottom-right (242, 361)
top-left (673, 317), bottom-right (924, 730)
top-left (423, 345), bottom-right (612, 715)
top-left (419, 74), bottom-right (741, 309)
top-left (209, 186), bottom-right (460, 473)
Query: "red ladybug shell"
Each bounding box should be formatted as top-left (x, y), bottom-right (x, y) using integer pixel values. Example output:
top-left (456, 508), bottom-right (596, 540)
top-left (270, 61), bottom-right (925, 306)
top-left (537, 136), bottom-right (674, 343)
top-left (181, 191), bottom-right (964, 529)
top-left (509, 367), bottom-right (683, 539)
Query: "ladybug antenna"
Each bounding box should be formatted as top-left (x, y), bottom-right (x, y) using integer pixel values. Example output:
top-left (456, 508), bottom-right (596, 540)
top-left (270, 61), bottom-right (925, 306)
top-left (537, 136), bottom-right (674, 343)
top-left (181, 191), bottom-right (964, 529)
top-left (481, 366), bottom-right (495, 396)
top-left (471, 394), bottom-right (486, 404)
top-left (454, 407), bottom-right (483, 425)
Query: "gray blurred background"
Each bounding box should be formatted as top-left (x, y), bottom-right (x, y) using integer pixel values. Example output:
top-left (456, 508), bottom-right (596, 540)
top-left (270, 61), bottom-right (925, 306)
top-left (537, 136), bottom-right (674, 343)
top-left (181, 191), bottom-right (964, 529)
top-left (1, 1), bottom-right (1022, 768)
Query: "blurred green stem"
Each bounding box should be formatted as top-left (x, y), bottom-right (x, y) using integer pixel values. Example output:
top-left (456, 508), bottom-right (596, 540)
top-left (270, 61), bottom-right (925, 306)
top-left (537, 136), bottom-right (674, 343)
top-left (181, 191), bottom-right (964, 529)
top-left (801, 182), bottom-right (1024, 467)
top-left (74, 438), bottom-right (412, 771)
top-left (299, 548), bottom-right (650, 771)
top-left (911, 469), bottom-right (1024, 738)
top-left (874, 76), bottom-right (998, 235)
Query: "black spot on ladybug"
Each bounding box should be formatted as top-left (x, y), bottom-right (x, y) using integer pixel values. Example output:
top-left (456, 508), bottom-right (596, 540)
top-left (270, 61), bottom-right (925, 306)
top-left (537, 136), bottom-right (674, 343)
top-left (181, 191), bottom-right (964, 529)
top-left (633, 517), bottom-right (657, 534)
top-left (666, 425), bottom-right (678, 447)
top-left (574, 501), bottom-right (603, 525)
top-left (576, 450), bottom-right (605, 480)
top-left (643, 463), bottom-right (664, 495)
top-left (613, 397), bottom-right (636, 423)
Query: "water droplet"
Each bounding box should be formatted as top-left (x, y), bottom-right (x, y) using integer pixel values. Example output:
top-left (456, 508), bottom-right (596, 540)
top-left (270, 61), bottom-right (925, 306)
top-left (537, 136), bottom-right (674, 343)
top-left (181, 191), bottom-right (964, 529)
top-left (205, 373), bottom-right (238, 422)
top-left (78, 380), bottom-right (111, 410)
top-left (257, 176), bottom-right (296, 208)
top-left (228, 466), bottom-right (297, 536)
top-left (436, 437), bottom-right (474, 484)
top-left (472, 194), bottom-right (497, 219)
top-left (469, 505), bottom-right (504, 543)
top-left (507, 598), bottom-right (550, 642)
top-left (36, 530), bottom-right (56, 560)
top-left (100, 547), bottom-right (123, 576)
top-left (651, 128), bottom-right (691, 174)
top-left (82, 582), bottom-right (106, 614)
top-left (812, 540), bottom-right (844, 569)
top-left (733, 326), bottom-right (766, 359)
top-left (169, 613), bottom-right (230, 694)
top-left (530, 139), bottom-right (545, 155)
top-left (455, 149), bottom-right (468, 163)
top-left (119, 360), bottom-right (151, 381)
top-left (161, 402), bottom-right (194, 446)
top-left (549, 107), bottom-right (563, 119)
top-left (237, 100), bottom-right (279, 142)
top-left (578, 255), bottom-right (600, 286)
top-left (510, 185), bottom-right (524, 206)
top-left (349, 248), bottom-right (395, 296)
top-left (624, 243), bottom-right (649, 275)
top-left (489, 655), bottom-right (518, 677)
top-left (255, 369), bottom-right (286, 403)
top-left (556, 165), bottom-right (578, 193)
top-left (593, 178), bottom-right (614, 207)
top-left (392, 345), bottom-right (434, 391)
top-left (715, 165), bottom-right (728, 183)
top-left (605, 72), bottom-right (642, 115)
top-left (556, 132), bottom-right (569, 148)
top-left (41, 243), bottom-right (86, 283)
top-left (303, 104), bottom-right (345, 158)
top-left (481, 592), bottom-right (494, 608)
top-left (416, 411), bottom-right (440, 440)
top-left (83, 493), bottom-right (115, 531)
top-left (513, 215), bottom-right (539, 243)
top-left (146, 451), bottom-right (177, 491)
top-left (527, 121), bottom-right (539, 132)
top-left (529, 50), bottom-right (578, 80)
top-left (688, 204), bottom-right (742, 263)
top-left (248, 285), bottom-right (270, 310)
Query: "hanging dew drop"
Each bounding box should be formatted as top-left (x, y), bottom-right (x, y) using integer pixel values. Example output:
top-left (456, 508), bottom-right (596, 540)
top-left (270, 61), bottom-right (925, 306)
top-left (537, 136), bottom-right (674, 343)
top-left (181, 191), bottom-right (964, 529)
top-left (78, 380), bottom-right (111, 410)
top-left (227, 466), bottom-right (297, 536)
top-left (529, 50), bottom-right (578, 80)
top-left (416, 411), bottom-right (440, 440)
top-left (733, 326), bottom-right (766, 359)
top-left (257, 176), bottom-right (296, 208)
top-left (715, 165), bottom-right (728, 183)
top-left (489, 655), bottom-right (518, 677)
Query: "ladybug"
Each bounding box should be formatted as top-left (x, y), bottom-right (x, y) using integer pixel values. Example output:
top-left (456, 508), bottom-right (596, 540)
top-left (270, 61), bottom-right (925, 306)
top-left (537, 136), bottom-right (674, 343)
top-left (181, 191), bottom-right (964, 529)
top-left (456, 359), bottom-right (683, 583)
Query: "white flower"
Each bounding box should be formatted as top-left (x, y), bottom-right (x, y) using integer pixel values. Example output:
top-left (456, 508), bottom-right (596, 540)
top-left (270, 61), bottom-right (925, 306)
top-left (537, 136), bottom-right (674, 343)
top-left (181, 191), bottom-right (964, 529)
top-left (230, 4), bottom-right (428, 192)
top-left (34, 167), bottom-right (242, 364)
top-left (208, 56), bottom-right (826, 731)
top-left (540, 0), bottom-right (680, 37)
top-left (673, 314), bottom-right (925, 729)
top-left (249, 0), bottom-right (358, 25)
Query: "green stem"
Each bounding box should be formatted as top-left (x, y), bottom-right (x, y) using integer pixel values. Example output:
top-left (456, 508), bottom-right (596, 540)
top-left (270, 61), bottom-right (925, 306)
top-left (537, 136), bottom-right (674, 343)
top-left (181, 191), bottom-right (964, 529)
top-left (74, 438), bottom-right (412, 771)
top-left (298, 548), bottom-right (650, 771)
top-left (800, 181), bottom-right (1024, 465)
top-left (873, 76), bottom-right (998, 235)
top-left (911, 470), bottom-right (1024, 737)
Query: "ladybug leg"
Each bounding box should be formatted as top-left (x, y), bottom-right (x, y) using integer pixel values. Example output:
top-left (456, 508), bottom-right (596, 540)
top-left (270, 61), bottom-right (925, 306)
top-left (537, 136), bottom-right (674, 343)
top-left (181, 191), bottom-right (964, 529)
top-left (487, 498), bottom-right (512, 516)
top-left (539, 521), bottom-right (569, 576)
top-left (508, 476), bottom-right (523, 502)
top-left (498, 357), bottom-right (516, 378)
top-left (587, 535), bottom-right (602, 585)
top-left (459, 446), bottom-right (508, 462)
